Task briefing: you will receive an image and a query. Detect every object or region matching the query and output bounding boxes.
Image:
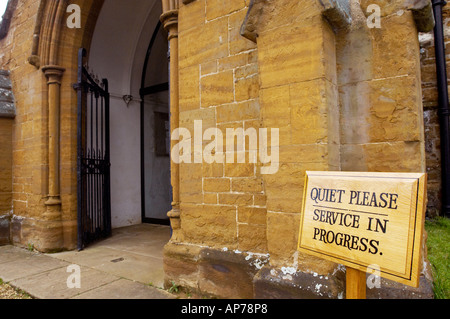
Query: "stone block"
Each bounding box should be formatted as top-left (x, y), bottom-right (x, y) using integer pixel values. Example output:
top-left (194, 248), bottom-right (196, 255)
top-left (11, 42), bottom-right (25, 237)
top-left (237, 206), bottom-right (266, 224)
top-left (224, 161), bottom-right (255, 177)
top-left (202, 162), bottom-right (223, 178)
top-left (179, 0), bottom-right (205, 33)
top-left (203, 193), bottom-right (217, 204)
top-left (260, 84), bottom-right (290, 129)
top-left (253, 265), bottom-right (345, 299)
top-left (200, 60), bottom-right (217, 76)
top-left (370, 11), bottom-right (419, 79)
top-left (198, 247), bottom-right (269, 298)
top-left (237, 223), bottom-right (267, 252)
top-left (163, 242), bottom-right (202, 289)
top-left (0, 214), bottom-right (10, 245)
top-left (340, 75), bottom-right (423, 144)
top-left (179, 65), bottom-right (200, 112)
top-left (203, 178), bottom-right (230, 192)
top-left (217, 53), bottom-right (248, 72)
top-left (249, 0), bottom-right (323, 37)
top-left (206, 0), bottom-right (246, 21)
top-left (263, 162), bottom-right (307, 213)
top-left (257, 17), bottom-right (325, 88)
top-left (180, 163), bottom-right (203, 202)
top-left (235, 74), bottom-right (259, 101)
top-left (216, 100), bottom-right (259, 123)
top-left (340, 141), bottom-right (425, 172)
top-left (218, 193), bottom-right (253, 206)
top-left (179, 16), bottom-right (228, 69)
top-left (232, 177), bottom-right (263, 193)
top-left (181, 204), bottom-right (237, 247)
top-left (179, 107), bottom-right (216, 135)
top-left (366, 275), bottom-right (434, 299)
top-left (201, 70), bottom-right (234, 107)
top-left (266, 212), bottom-right (300, 264)
top-left (290, 79), bottom-right (336, 145)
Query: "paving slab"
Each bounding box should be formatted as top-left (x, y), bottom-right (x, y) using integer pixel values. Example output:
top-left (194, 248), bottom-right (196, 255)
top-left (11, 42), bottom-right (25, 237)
top-left (50, 247), bottom-right (166, 287)
top-left (10, 265), bottom-right (119, 299)
top-left (0, 246), bottom-right (69, 282)
top-left (72, 278), bottom-right (174, 299)
top-left (0, 245), bottom-right (35, 263)
top-left (0, 224), bottom-right (173, 299)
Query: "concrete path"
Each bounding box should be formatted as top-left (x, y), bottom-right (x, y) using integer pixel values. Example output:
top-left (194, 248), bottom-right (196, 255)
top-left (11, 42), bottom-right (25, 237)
top-left (0, 224), bottom-right (175, 299)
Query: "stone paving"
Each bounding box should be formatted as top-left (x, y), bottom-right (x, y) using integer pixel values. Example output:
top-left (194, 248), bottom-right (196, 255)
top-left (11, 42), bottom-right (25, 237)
top-left (0, 224), bottom-right (174, 299)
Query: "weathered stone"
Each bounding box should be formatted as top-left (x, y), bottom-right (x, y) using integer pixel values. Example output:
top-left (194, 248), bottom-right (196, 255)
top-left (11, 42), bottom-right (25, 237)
top-left (366, 275), bottom-right (434, 299)
top-left (0, 0), bottom-right (435, 299)
top-left (200, 70), bottom-right (234, 107)
top-left (198, 247), bottom-right (269, 298)
top-left (253, 265), bottom-right (345, 299)
top-left (0, 214), bottom-right (10, 245)
top-left (163, 242), bottom-right (202, 289)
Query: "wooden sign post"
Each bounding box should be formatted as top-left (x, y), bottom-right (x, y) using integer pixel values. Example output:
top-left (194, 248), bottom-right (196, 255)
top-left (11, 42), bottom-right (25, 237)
top-left (297, 171), bottom-right (427, 299)
top-left (346, 267), bottom-right (366, 299)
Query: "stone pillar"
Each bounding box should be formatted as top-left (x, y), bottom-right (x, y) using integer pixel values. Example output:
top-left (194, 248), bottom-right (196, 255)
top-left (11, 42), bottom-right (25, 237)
top-left (40, 64), bottom-right (65, 251)
top-left (160, 0), bottom-right (181, 240)
top-left (42, 65), bottom-right (64, 207)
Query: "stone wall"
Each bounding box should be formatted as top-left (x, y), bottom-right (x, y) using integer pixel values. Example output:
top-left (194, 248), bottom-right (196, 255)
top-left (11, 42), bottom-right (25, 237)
top-left (0, 70), bottom-right (15, 245)
top-left (177, 0), bottom-right (263, 252)
top-left (165, 0), bottom-right (433, 298)
top-left (0, 0), bottom-right (104, 251)
top-left (0, 0), bottom-right (51, 249)
top-left (0, 0), bottom-right (434, 298)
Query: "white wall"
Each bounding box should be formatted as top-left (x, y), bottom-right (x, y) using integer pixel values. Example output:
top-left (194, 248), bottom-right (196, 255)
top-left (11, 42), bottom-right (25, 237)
top-left (88, 0), bottom-right (163, 228)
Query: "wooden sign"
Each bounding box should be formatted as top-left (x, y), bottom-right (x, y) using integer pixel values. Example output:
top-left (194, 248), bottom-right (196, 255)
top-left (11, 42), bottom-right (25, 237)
top-left (297, 171), bottom-right (427, 288)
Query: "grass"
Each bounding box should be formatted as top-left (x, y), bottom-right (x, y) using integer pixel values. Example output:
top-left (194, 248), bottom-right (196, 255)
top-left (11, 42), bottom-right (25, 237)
top-left (425, 217), bottom-right (450, 299)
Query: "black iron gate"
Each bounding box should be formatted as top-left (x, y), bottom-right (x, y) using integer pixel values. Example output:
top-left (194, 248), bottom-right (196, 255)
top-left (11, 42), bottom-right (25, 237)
top-left (74, 48), bottom-right (111, 250)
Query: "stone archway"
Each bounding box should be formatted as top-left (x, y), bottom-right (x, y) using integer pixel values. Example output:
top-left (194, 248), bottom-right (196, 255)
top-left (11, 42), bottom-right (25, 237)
top-left (19, 0), bottom-right (179, 251)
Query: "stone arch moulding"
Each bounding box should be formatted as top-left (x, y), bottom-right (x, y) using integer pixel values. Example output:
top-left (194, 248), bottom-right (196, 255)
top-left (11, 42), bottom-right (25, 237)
top-left (22, 0), bottom-right (105, 251)
top-left (28, 0), bottom-right (106, 70)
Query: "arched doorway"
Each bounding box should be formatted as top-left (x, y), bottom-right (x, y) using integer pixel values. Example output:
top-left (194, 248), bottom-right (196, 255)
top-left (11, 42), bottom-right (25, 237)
top-left (140, 21), bottom-right (171, 224)
top-left (88, 0), bottom-right (171, 229)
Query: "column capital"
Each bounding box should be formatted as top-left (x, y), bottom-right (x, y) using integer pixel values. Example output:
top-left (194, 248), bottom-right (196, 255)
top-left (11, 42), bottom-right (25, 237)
top-left (160, 1), bottom-right (179, 40)
top-left (42, 65), bottom-right (65, 84)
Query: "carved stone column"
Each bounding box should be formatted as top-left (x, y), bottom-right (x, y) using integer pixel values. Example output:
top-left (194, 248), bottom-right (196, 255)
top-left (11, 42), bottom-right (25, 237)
top-left (161, 0), bottom-right (181, 240)
top-left (42, 65), bottom-right (65, 208)
top-left (39, 64), bottom-right (65, 251)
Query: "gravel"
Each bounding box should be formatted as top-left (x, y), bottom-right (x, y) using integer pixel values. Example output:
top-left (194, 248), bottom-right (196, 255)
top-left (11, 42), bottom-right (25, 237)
top-left (0, 280), bottom-right (32, 299)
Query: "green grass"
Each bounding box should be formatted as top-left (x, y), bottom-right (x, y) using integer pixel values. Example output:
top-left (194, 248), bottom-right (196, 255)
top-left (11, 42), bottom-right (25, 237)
top-left (425, 217), bottom-right (450, 299)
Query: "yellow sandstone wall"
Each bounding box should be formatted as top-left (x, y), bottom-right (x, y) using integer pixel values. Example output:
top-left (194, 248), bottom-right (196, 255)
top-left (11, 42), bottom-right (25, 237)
top-left (0, 0), bottom-right (433, 298)
top-left (0, 0), bottom-right (103, 250)
top-left (166, 0), bottom-right (432, 298)
top-left (0, 0), bottom-right (48, 247)
top-left (177, 0), bottom-right (265, 252)
top-left (0, 117), bottom-right (13, 244)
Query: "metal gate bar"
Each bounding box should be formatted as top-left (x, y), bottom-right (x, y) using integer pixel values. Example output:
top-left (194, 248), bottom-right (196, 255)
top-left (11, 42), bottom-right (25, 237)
top-left (74, 48), bottom-right (111, 250)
